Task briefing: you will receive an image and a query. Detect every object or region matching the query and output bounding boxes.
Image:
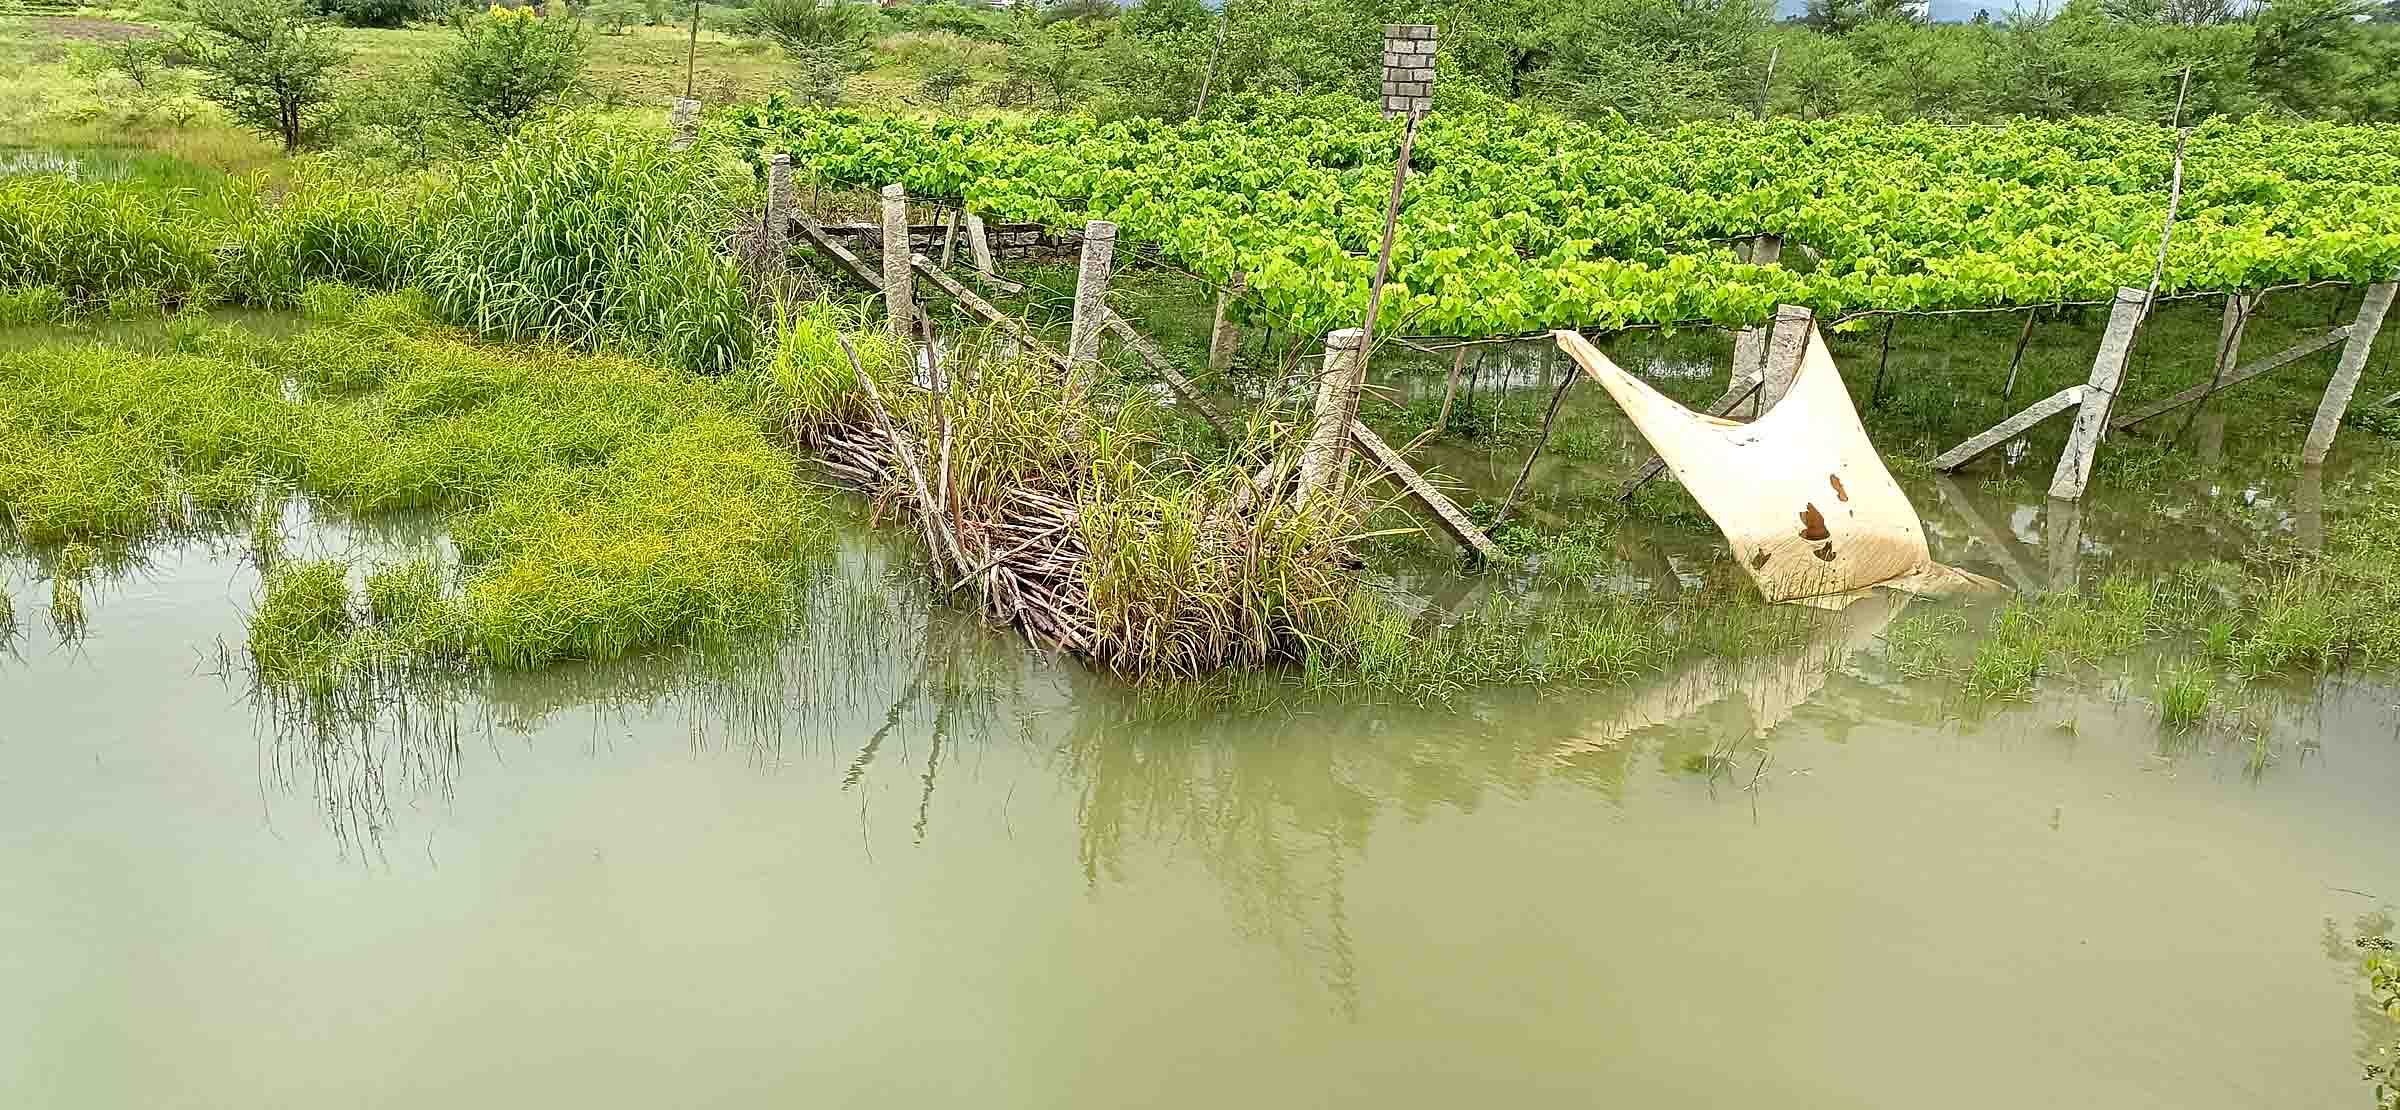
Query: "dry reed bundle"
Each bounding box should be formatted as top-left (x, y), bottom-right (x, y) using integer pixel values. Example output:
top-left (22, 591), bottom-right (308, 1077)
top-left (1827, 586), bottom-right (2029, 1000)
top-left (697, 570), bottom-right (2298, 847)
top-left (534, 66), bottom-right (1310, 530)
top-left (769, 307), bottom-right (1363, 677)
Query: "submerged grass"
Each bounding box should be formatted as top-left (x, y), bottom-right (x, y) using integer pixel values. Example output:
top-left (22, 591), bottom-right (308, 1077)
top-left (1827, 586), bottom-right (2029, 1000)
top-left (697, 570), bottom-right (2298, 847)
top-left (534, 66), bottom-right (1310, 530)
top-left (2153, 660), bottom-right (2216, 730)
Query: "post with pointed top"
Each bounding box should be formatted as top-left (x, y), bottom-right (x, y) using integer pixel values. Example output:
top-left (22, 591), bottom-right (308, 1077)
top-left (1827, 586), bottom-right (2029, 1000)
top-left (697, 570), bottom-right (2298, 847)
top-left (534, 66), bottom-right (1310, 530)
top-left (1065, 219), bottom-right (1116, 395)
top-left (761, 153), bottom-right (793, 279)
top-left (2302, 278), bottom-right (2397, 466)
top-left (880, 184), bottom-right (914, 342)
top-left (1295, 327), bottom-right (1368, 504)
top-left (2048, 286), bottom-right (2147, 502)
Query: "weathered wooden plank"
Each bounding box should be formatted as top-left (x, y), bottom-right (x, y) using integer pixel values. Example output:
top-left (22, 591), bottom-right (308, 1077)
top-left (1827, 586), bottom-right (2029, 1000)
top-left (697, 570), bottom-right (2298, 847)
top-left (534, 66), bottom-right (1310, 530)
top-left (1348, 419), bottom-right (1505, 563)
top-left (2109, 325), bottom-right (2350, 431)
top-left (2048, 286), bottom-right (2147, 502)
top-left (1932, 385), bottom-right (2086, 472)
top-left (1102, 311), bottom-right (1233, 441)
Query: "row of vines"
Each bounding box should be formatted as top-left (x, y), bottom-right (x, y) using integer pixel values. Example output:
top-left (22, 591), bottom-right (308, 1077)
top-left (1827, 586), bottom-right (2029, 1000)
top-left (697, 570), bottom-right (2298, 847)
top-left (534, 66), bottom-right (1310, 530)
top-left (739, 87), bottom-right (2400, 339)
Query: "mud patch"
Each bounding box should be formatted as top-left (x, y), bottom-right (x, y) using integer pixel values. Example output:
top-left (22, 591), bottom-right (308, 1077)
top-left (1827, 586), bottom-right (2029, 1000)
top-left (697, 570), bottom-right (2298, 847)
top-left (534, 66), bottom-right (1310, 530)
top-left (1798, 503), bottom-right (1830, 542)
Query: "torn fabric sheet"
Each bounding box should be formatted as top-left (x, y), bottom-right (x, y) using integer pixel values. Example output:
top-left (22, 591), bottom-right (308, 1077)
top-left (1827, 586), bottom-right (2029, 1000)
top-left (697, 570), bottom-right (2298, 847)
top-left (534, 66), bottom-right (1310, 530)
top-left (1554, 327), bottom-right (2003, 608)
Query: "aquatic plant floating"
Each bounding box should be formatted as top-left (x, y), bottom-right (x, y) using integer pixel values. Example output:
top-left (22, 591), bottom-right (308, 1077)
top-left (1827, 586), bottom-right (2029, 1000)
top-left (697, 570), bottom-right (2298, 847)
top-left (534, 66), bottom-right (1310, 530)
top-left (1554, 326), bottom-right (2003, 609)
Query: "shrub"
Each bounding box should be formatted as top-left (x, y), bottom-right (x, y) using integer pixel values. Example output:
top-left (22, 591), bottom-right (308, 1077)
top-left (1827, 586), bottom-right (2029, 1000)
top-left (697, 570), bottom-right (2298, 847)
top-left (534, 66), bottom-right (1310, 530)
top-left (181, 0), bottom-right (351, 151)
top-left (427, 5), bottom-right (589, 130)
top-left (312, 0), bottom-right (434, 28)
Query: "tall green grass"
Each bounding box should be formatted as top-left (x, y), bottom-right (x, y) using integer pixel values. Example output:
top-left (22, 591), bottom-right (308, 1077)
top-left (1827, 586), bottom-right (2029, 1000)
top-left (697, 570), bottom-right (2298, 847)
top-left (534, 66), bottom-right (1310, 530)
top-left (413, 116), bottom-right (759, 374)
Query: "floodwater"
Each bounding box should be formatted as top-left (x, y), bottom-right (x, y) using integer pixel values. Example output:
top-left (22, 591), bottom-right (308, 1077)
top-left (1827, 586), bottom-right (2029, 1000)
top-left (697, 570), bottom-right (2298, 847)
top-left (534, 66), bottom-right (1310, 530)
top-left (5, 507), bottom-right (2398, 1107)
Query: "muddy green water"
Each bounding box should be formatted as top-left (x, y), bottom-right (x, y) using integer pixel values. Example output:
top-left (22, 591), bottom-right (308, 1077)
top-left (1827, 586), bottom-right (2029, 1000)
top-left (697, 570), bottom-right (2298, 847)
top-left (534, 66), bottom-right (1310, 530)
top-left (5, 512), bottom-right (2397, 1107)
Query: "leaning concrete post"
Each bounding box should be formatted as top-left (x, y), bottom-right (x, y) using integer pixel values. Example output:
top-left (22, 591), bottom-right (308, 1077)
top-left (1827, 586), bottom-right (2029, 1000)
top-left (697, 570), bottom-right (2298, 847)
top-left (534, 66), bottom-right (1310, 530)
top-left (2048, 286), bottom-right (2147, 502)
top-left (1294, 328), bottom-right (1367, 504)
top-left (1065, 219), bottom-right (1116, 393)
top-left (1759, 301), bottom-right (1812, 410)
top-left (2302, 279), bottom-right (2397, 466)
top-left (667, 97), bottom-right (700, 151)
top-left (1207, 273), bottom-right (1246, 377)
top-left (761, 153), bottom-right (793, 280)
top-left (880, 184), bottom-right (914, 342)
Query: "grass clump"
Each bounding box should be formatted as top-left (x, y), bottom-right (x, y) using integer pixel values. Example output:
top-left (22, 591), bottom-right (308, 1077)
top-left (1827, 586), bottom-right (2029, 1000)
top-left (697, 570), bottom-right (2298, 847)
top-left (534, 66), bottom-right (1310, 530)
top-left (2152, 659), bottom-right (2216, 730)
top-left (248, 559), bottom-right (357, 685)
top-left (1880, 610), bottom-right (1964, 679)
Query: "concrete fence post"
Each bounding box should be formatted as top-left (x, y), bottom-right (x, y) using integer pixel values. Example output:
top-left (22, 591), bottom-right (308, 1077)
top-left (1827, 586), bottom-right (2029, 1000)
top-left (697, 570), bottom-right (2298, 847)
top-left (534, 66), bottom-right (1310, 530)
top-left (667, 97), bottom-right (700, 151)
top-left (2048, 286), bottom-right (2147, 502)
top-left (761, 154), bottom-right (793, 280)
top-left (2302, 279), bottom-right (2397, 467)
top-left (1295, 328), bottom-right (1368, 503)
top-left (1065, 219), bottom-right (1117, 393)
top-left (1207, 273), bottom-right (1246, 377)
top-left (880, 184), bottom-right (914, 342)
top-left (1760, 301), bottom-right (1813, 411)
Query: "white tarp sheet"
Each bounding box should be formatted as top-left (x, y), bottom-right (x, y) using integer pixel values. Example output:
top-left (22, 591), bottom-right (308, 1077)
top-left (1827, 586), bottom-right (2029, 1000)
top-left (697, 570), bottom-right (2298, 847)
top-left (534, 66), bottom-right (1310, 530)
top-left (1554, 326), bottom-right (2000, 609)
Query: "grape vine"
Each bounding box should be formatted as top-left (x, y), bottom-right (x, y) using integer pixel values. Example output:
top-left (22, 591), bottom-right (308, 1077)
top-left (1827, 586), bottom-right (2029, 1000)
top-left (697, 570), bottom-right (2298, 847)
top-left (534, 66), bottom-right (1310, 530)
top-left (739, 87), bottom-right (2400, 339)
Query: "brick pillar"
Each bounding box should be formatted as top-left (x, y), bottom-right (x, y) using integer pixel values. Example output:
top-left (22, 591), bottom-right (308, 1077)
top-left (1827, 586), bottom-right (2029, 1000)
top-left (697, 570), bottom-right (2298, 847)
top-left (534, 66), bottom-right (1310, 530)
top-left (1381, 25), bottom-right (1437, 119)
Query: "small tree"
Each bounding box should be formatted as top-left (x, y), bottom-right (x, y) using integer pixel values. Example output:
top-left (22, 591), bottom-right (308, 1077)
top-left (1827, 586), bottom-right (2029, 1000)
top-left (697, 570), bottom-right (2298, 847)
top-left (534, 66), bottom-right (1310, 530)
top-left (746, 0), bottom-right (877, 106)
top-left (181, 0), bottom-right (350, 152)
top-left (429, 5), bottom-right (590, 130)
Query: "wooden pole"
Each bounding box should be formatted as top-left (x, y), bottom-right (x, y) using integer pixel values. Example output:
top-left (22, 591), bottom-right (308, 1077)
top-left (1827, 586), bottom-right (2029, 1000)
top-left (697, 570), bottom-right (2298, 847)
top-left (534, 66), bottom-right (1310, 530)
top-left (2000, 307), bottom-right (2037, 405)
top-left (2302, 279), bottom-right (2398, 467)
top-left (1065, 219), bottom-right (1117, 396)
top-left (1349, 108), bottom-right (1421, 433)
top-left (1491, 361), bottom-right (1577, 531)
top-left (1435, 344), bottom-right (1464, 434)
top-left (683, 0), bottom-right (699, 100)
top-left (1753, 45), bottom-right (1779, 121)
top-left (1868, 314), bottom-right (1896, 407)
top-left (879, 184), bottom-right (914, 343)
top-left (2048, 286), bottom-right (2147, 502)
top-left (1194, 9), bottom-right (1228, 119)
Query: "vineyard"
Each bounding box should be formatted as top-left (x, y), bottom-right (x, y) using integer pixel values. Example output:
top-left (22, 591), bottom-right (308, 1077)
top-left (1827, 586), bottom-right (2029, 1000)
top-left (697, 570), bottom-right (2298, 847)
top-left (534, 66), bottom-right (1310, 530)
top-left (740, 87), bottom-right (2400, 339)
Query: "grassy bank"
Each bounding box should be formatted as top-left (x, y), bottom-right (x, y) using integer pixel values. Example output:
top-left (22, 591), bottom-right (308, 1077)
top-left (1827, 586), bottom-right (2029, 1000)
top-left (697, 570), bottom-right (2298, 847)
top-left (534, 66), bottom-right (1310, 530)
top-left (0, 290), bottom-right (830, 682)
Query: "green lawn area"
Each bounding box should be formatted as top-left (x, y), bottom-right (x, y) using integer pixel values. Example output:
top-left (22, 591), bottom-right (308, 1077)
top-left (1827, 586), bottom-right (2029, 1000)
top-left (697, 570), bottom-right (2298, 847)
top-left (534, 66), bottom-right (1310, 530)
top-left (0, 8), bottom-right (1010, 171)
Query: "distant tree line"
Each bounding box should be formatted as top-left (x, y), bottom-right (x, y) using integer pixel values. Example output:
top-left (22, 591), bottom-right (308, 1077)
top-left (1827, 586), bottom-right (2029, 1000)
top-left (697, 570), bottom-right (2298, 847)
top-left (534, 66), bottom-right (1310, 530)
top-left (1012, 0), bottom-right (2400, 124)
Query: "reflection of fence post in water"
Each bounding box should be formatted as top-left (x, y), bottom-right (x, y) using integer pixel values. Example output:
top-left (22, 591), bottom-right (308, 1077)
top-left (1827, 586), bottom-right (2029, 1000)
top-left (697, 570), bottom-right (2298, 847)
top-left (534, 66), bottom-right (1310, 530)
top-left (2295, 465), bottom-right (2325, 553)
top-left (2044, 496), bottom-right (2084, 593)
